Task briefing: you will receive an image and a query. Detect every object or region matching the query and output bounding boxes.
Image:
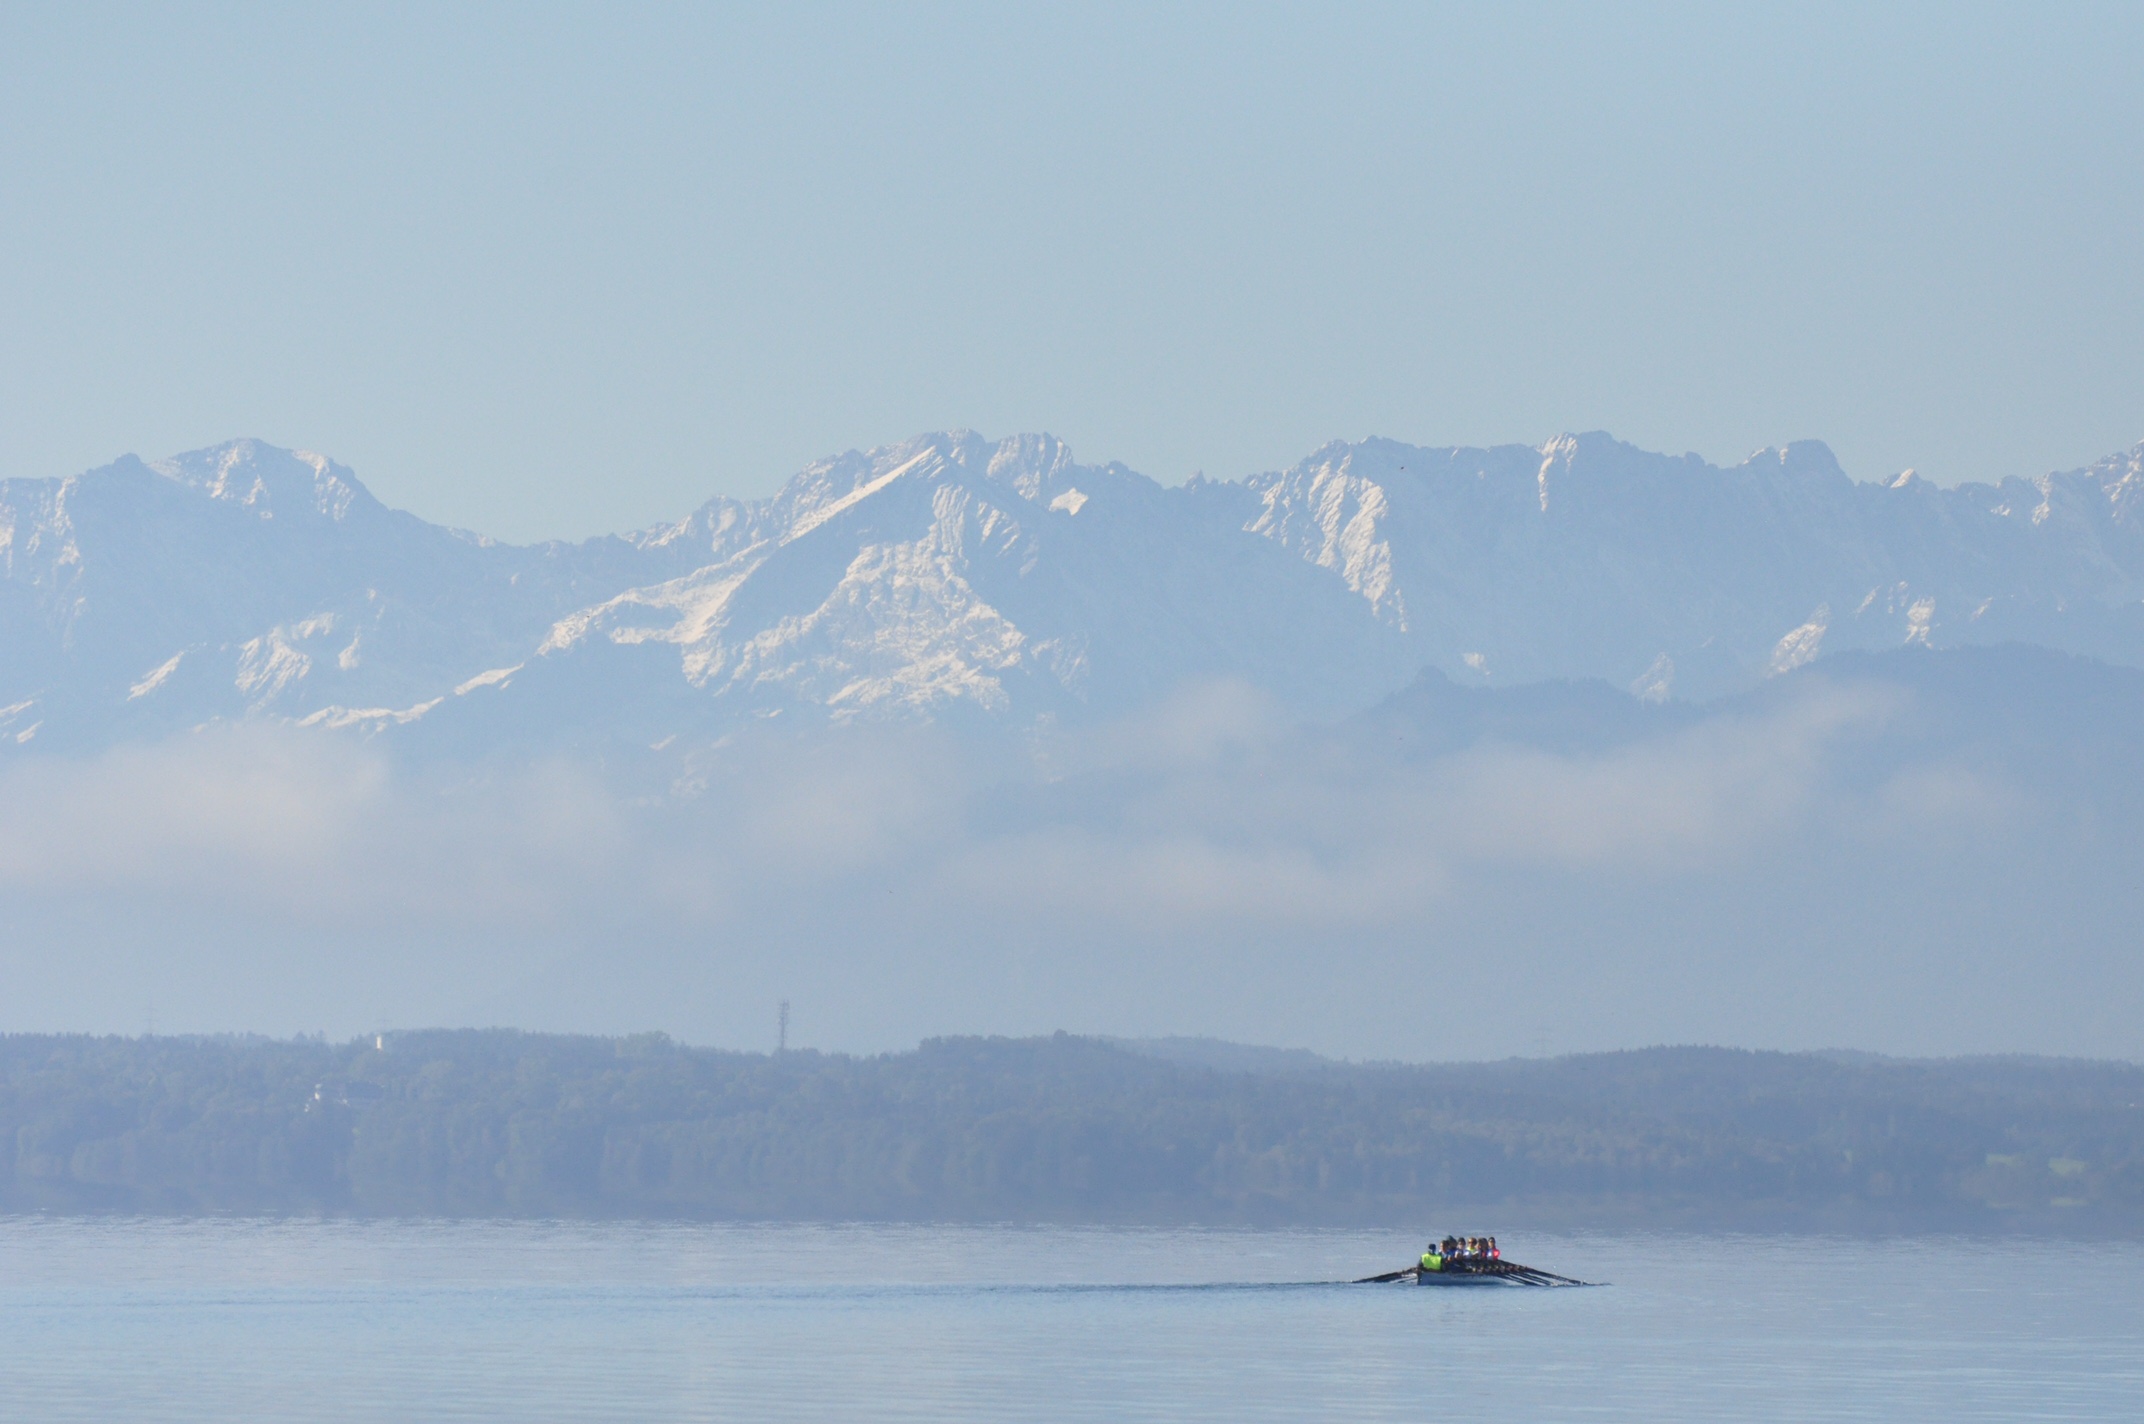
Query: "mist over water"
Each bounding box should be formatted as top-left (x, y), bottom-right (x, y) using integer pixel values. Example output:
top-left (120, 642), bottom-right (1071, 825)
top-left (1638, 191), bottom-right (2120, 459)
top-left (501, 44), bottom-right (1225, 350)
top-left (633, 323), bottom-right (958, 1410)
top-left (3, 652), bottom-right (2140, 1060)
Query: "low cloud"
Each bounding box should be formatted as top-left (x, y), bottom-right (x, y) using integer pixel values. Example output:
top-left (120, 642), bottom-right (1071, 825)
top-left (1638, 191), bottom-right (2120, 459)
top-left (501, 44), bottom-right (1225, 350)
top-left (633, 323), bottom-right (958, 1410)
top-left (941, 679), bottom-right (1922, 930)
top-left (0, 674), bottom-right (2113, 1060)
top-left (0, 727), bottom-right (625, 925)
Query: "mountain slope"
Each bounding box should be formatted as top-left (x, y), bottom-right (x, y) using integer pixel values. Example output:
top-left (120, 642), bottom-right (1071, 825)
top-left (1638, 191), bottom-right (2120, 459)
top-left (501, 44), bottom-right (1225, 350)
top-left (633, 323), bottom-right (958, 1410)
top-left (0, 441), bottom-right (704, 749)
top-left (4, 429), bottom-right (2143, 752)
top-left (1249, 433), bottom-right (2144, 698)
top-left (464, 432), bottom-right (1402, 741)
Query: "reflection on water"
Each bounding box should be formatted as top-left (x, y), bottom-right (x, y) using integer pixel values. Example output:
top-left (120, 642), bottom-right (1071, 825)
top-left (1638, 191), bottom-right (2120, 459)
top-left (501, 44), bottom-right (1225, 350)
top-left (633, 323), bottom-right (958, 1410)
top-left (1, 1219), bottom-right (2138, 1422)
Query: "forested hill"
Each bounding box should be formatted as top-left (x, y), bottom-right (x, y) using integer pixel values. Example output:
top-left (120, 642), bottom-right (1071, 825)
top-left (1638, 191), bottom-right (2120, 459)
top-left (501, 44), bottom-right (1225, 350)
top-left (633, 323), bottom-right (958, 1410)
top-left (3, 1032), bottom-right (2140, 1230)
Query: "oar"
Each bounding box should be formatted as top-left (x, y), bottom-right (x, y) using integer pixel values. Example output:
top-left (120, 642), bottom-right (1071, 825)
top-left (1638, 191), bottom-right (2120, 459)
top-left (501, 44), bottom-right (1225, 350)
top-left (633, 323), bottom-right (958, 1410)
top-left (1470, 1259), bottom-right (1569, 1286)
top-left (1354, 1268), bottom-right (1415, 1283)
top-left (1487, 1265), bottom-right (1547, 1286)
top-left (1500, 1262), bottom-right (1589, 1286)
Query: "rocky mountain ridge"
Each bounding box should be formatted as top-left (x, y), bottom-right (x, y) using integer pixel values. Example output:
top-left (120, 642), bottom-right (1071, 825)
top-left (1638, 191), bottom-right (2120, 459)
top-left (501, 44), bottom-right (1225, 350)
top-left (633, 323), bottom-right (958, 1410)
top-left (4, 429), bottom-right (2142, 753)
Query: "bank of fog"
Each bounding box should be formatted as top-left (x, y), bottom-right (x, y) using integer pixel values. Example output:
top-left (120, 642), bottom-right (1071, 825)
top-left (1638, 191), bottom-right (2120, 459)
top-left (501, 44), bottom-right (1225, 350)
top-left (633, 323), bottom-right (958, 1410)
top-left (0, 675), bottom-right (2130, 1060)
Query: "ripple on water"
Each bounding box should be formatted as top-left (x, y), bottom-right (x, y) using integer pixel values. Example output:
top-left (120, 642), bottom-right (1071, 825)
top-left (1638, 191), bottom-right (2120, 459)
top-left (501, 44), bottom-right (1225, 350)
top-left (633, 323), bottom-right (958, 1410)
top-left (0, 1221), bottom-right (2139, 1423)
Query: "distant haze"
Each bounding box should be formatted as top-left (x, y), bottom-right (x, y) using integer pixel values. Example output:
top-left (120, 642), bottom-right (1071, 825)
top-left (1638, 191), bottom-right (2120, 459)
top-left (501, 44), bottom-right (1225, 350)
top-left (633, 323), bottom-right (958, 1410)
top-left (6, 3), bottom-right (2142, 1061)
top-left (8, 647), bottom-right (2142, 1060)
top-left (3, 4), bottom-right (2143, 540)
top-left (3, 427), bottom-right (2142, 1060)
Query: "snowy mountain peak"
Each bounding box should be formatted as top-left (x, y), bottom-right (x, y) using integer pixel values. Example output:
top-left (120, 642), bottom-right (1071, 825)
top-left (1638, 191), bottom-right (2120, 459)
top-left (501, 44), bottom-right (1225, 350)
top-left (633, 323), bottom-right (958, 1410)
top-left (148, 439), bottom-right (379, 524)
top-left (984, 432), bottom-right (1079, 499)
top-left (9, 429), bottom-right (2144, 754)
top-left (2082, 440), bottom-right (2144, 520)
top-left (1746, 439), bottom-right (1849, 483)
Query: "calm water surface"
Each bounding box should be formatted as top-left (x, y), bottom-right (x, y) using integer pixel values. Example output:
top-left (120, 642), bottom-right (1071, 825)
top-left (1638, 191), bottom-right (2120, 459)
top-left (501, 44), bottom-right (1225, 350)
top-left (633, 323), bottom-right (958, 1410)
top-left (1, 1218), bottom-right (2137, 1422)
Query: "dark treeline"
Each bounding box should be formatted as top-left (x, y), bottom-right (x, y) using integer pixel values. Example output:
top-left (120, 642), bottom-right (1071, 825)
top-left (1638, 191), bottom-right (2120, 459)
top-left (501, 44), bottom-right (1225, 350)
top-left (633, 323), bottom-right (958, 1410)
top-left (3, 1031), bottom-right (2141, 1228)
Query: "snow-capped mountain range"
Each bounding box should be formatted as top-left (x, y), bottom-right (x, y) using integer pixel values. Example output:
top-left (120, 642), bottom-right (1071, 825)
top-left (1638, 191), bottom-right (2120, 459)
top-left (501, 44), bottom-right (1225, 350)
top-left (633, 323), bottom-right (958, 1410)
top-left (4, 429), bottom-right (2143, 753)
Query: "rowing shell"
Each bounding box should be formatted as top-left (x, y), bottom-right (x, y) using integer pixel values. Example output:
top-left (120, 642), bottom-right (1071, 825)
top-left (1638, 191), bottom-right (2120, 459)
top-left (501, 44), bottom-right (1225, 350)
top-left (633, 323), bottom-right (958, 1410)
top-left (1404, 1268), bottom-right (1509, 1287)
top-left (1355, 1260), bottom-right (1589, 1287)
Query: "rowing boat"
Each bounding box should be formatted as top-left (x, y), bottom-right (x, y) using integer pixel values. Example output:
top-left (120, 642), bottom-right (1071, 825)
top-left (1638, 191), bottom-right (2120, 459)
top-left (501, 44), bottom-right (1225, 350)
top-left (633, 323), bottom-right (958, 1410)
top-left (1354, 1256), bottom-right (1590, 1287)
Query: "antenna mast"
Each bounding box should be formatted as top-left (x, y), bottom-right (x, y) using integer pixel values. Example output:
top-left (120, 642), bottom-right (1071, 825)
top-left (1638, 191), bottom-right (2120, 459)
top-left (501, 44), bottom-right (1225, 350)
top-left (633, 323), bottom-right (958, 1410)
top-left (777, 999), bottom-right (790, 1054)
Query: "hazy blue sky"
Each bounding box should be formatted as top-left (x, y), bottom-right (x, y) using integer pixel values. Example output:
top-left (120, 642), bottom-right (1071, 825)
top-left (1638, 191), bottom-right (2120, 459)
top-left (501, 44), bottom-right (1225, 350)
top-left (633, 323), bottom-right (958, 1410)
top-left (4, 2), bottom-right (2141, 542)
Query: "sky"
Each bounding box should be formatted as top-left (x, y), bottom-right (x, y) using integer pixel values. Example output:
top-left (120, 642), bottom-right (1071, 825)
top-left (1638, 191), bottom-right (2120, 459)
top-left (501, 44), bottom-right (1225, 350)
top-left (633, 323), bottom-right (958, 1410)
top-left (3, 2), bottom-right (2142, 542)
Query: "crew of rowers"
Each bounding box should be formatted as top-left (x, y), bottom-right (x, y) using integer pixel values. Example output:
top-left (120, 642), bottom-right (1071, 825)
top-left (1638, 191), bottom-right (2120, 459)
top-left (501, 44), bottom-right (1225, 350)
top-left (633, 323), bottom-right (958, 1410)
top-left (1419, 1235), bottom-right (1499, 1271)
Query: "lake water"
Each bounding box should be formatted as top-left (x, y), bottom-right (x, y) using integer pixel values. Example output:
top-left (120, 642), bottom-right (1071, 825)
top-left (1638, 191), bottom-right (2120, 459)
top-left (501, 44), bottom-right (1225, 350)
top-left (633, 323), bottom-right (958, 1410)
top-left (1, 1219), bottom-right (2137, 1422)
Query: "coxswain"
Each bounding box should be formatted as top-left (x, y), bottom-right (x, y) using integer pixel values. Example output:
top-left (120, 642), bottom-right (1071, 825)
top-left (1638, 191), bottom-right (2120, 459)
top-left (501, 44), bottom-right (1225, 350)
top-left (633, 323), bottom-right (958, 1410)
top-left (1419, 1241), bottom-right (1446, 1273)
